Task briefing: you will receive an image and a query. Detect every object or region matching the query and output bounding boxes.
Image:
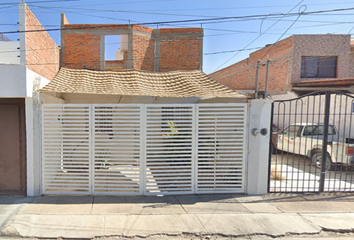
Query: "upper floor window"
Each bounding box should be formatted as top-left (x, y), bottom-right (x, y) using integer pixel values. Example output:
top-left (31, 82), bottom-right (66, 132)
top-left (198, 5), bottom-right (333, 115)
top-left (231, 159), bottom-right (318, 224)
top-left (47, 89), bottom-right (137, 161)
top-left (301, 56), bottom-right (337, 78)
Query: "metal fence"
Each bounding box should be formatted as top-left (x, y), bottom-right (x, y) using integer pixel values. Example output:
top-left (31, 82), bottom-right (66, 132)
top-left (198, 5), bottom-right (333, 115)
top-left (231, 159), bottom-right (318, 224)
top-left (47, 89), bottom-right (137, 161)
top-left (269, 91), bottom-right (354, 192)
top-left (42, 103), bottom-right (247, 196)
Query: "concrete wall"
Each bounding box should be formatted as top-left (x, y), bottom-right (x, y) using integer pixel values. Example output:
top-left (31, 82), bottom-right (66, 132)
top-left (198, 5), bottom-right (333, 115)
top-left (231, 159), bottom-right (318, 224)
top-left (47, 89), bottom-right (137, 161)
top-left (0, 41), bottom-right (20, 64)
top-left (0, 65), bottom-right (27, 97)
top-left (247, 99), bottom-right (273, 195)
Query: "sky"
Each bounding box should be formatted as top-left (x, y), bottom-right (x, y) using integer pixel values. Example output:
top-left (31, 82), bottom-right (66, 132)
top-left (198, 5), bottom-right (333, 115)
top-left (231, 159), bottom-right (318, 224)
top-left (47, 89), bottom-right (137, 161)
top-left (1, 0), bottom-right (354, 74)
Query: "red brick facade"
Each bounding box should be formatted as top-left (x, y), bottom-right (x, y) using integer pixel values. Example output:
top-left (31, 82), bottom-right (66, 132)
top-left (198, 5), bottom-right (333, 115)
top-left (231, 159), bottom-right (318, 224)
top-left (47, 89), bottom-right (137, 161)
top-left (210, 37), bottom-right (293, 94)
top-left (25, 5), bottom-right (59, 80)
top-left (64, 34), bottom-right (101, 70)
top-left (61, 18), bottom-right (203, 72)
top-left (210, 35), bottom-right (352, 94)
top-left (132, 34), bottom-right (155, 71)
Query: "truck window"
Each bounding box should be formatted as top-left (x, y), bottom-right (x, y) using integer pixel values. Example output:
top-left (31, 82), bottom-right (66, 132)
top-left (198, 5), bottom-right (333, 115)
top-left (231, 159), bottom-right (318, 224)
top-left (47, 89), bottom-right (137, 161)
top-left (282, 125), bottom-right (303, 138)
top-left (303, 125), bottom-right (336, 136)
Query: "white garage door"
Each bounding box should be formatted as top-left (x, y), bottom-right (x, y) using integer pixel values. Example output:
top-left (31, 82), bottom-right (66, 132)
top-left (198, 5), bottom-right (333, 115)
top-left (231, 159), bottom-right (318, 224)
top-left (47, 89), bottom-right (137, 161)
top-left (42, 103), bottom-right (247, 195)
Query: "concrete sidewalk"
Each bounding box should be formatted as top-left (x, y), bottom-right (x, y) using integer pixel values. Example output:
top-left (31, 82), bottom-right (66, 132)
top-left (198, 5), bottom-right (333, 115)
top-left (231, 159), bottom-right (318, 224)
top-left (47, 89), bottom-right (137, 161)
top-left (1, 193), bottom-right (354, 239)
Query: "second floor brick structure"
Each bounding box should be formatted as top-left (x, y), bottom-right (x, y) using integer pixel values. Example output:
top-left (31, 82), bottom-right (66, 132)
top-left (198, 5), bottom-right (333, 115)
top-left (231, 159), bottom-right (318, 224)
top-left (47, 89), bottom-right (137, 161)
top-left (210, 34), bottom-right (353, 95)
top-left (60, 14), bottom-right (203, 72)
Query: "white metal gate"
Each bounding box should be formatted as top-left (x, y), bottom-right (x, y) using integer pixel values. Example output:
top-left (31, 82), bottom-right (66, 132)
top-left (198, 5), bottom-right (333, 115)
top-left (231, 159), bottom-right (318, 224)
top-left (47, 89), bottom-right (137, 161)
top-left (42, 103), bottom-right (247, 195)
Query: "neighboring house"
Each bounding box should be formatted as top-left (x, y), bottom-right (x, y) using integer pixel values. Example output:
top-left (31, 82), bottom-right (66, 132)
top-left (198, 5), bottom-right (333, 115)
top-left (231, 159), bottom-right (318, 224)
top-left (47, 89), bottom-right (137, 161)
top-left (210, 34), bottom-right (354, 136)
top-left (210, 34), bottom-right (354, 96)
top-left (0, 3), bottom-right (60, 196)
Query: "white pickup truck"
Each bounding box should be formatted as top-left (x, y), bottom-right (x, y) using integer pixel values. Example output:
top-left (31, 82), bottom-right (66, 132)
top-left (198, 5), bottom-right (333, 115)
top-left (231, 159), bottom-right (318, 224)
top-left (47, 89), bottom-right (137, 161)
top-left (276, 123), bottom-right (354, 170)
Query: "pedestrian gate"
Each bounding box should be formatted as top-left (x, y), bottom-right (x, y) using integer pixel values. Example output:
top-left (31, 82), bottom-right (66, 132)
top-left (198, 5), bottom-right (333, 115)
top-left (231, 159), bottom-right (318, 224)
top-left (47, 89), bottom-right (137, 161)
top-left (42, 104), bottom-right (247, 195)
top-left (269, 91), bottom-right (354, 193)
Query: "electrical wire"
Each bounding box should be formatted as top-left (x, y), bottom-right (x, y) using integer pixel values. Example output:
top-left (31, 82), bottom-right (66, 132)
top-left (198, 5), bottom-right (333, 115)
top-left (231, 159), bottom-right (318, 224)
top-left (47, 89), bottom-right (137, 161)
top-left (258, 5), bottom-right (307, 61)
top-left (2, 6), bottom-right (354, 35)
top-left (212, 1), bottom-right (304, 72)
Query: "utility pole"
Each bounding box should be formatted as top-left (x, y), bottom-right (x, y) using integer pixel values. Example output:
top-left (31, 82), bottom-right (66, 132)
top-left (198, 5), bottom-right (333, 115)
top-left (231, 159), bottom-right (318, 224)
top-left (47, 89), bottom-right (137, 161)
top-left (255, 60), bottom-right (261, 99)
top-left (264, 59), bottom-right (271, 98)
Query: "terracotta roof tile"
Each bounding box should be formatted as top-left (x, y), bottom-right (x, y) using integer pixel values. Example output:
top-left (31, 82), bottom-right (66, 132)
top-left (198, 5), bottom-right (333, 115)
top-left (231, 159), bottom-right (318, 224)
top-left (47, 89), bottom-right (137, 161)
top-left (40, 68), bottom-right (245, 99)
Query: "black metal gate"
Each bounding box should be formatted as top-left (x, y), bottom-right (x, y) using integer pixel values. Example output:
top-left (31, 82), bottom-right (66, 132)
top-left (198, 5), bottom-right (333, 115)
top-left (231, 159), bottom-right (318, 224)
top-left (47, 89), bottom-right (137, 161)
top-left (269, 91), bottom-right (354, 192)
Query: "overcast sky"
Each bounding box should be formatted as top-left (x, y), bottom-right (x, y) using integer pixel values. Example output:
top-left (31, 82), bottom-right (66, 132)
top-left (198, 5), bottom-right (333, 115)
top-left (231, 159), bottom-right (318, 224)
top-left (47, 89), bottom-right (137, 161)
top-left (1, 0), bottom-right (354, 74)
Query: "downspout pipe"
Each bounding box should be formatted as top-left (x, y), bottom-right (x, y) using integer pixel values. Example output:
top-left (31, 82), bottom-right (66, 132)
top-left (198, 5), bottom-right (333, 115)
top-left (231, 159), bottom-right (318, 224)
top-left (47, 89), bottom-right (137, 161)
top-left (255, 60), bottom-right (261, 99)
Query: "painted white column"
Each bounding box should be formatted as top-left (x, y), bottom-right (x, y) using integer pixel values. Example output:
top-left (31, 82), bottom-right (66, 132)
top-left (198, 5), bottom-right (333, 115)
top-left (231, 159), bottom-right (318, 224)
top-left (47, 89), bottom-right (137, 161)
top-left (246, 99), bottom-right (273, 195)
top-left (25, 97), bottom-right (34, 196)
top-left (19, 2), bottom-right (26, 65)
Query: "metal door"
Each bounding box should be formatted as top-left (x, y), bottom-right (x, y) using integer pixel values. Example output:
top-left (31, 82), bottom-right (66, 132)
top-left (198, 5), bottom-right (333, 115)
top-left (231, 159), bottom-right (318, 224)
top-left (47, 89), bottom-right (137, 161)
top-left (0, 99), bottom-right (26, 195)
top-left (269, 91), bottom-right (354, 192)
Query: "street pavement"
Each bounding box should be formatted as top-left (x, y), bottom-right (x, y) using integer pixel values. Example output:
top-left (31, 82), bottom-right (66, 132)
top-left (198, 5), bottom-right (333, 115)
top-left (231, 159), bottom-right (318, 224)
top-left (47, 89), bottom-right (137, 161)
top-left (1, 193), bottom-right (354, 239)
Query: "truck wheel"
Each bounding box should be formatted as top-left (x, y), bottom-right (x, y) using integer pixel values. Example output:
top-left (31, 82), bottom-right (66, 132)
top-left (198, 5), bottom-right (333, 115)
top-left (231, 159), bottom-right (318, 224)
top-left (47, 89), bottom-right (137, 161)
top-left (311, 153), bottom-right (332, 171)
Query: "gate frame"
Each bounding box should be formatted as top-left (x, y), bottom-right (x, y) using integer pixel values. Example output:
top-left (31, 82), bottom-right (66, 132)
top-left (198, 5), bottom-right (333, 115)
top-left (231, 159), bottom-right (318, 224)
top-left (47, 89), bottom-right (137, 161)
top-left (41, 103), bottom-right (249, 196)
top-left (268, 90), bottom-right (354, 193)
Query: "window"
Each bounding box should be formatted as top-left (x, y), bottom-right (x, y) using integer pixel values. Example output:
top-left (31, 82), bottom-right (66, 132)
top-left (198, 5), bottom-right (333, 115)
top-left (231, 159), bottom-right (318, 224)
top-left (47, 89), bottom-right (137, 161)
top-left (303, 125), bottom-right (336, 136)
top-left (301, 56), bottom-right (337, 78)
top-left (282, 125), bottom-right (303, 138)
top-left (105, 35), bottom-right (120, 61)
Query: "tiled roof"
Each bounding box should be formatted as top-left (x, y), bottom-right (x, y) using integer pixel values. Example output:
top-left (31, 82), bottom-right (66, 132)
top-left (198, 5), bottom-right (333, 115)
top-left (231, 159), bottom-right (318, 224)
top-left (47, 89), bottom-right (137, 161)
top-left (292, 78), bottom-right (354, 87)
top-left (39, 68), bottom-right (245, 98)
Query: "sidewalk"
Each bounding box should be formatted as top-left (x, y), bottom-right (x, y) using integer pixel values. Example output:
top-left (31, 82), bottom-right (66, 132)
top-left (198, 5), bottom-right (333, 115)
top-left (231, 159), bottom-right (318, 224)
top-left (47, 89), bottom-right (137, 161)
top-left (1, 193), bottom-right (354, 239)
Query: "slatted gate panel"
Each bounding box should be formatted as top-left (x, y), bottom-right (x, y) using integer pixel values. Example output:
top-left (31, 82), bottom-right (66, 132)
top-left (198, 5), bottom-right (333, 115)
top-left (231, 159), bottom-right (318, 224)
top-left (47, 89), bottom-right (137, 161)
top-left (42, 103), bottom-right (247, 196)
top-left (42, 105), bottom-right (91, 195)
top-left (196, 104), bottom-right (247, 193)
top-left (93, 105), bottom-right (141, 195)
top-left (145, 105), bottom-right (194, 195)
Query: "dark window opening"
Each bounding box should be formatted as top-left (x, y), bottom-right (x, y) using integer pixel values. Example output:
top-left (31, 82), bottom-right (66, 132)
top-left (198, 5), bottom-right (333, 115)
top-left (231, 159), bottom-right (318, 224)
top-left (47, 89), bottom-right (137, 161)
top-left (301, 56), bottom-right (337, 78)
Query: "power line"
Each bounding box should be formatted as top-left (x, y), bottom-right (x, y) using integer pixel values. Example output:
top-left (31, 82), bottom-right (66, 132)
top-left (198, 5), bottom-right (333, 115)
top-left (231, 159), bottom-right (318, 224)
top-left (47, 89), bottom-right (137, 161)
top-left (0, 0), bottom-right (80, 5)
top-left (258, 5), bottom-right (306, 61)
top-left (2, 6), bottom-right (354, 35)
top-left (205, 47), bottom-right (262, 55)
top-left (29, 4), bottom-right (225, 18)
top-left (212, 1), bottom-right (304, 72)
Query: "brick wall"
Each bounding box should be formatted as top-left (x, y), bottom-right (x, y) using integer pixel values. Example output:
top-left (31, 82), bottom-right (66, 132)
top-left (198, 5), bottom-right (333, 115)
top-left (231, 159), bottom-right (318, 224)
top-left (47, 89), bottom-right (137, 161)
top-left (63, 25), bottom-right (129, 70)
top-left (62, 22), bottom-right (202, 72)
top-left (292, 34), bottom-right (351, 82)
top-left (64, 34), bottom-right (101, 70)
top-left (25, 5), bottom-right (59, 80)
top-left (210, 36), bottom-right (293, 93)
top-left (159, 28), bottom-right (202, 72)
top-left (132, 26), bottom-right (155, 71)
top-left (350, 44), bottom-right (354, 77)
top-left (210, 34), bottom-right (353, 94)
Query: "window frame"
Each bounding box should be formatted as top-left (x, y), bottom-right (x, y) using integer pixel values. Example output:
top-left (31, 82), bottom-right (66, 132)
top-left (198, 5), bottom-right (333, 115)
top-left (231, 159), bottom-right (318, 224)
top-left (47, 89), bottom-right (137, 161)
top-left (300, 56), bottom-right (337, 79)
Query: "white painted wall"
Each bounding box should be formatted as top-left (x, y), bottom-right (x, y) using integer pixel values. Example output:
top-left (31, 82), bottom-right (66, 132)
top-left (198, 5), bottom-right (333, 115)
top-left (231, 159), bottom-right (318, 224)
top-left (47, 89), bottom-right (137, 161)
top-left (247, 99), bottom-right (273, 195)
top-left (25, 68), bottom-right (61, 196)
top-left (26, 68), bottom-right (50, 97)
top-left (0, 65), bottom-right (50, 98)
top-left (0, 42), bottom-right (20, 64)
top-left (0, 65), bottom-right (26, 97)
top-left (19, 2), bottom-right (26, 65)
top-left (271, 91), bottom-right (354, 142)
